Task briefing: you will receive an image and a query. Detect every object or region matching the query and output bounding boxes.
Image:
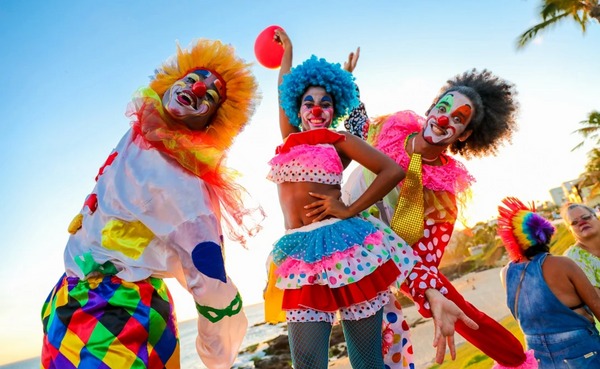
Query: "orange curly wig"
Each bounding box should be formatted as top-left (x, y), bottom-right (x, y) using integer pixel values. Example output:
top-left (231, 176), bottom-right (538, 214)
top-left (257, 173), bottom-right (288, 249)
top-left (150, 39), bottom-right (260, 152)
top-left (128, 39), bottom-right (264, 246)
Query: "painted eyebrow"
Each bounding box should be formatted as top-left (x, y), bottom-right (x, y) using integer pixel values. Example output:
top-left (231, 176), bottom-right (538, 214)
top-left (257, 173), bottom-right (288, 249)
top-left (206, 89), bottom-right (221, 103)
top-left (302, 95), bottom-right (315, 102)
top-left (437, 93), bottom-right (454, 107)
top-left (451, 104), bottom-right (472, 122)
top-left (320, 96), bottom-right (333, 103)
top-left (196, 69), bottom-right (211, 78)
top-left (185, 73), bottom-right (200, 81)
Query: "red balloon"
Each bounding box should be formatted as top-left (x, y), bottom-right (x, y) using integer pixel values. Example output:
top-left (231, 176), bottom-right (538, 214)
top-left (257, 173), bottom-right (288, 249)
top-left (254, 25), bottom-right (284, 69)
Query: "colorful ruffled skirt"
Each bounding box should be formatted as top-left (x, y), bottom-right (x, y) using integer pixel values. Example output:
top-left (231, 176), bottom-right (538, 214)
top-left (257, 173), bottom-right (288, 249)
top-left (272, 212), bottom-right (418, 322)
top-left (41, 274), bottom-right (179, 369)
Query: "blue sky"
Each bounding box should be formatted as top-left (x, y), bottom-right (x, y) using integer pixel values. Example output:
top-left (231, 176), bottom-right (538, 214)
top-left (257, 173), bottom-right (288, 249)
top-left (1, 0), bottom-right (599, 365)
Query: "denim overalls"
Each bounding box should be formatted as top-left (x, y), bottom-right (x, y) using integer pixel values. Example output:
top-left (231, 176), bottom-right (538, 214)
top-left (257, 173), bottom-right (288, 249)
top-left (506, 253), bottom-right (600, 368)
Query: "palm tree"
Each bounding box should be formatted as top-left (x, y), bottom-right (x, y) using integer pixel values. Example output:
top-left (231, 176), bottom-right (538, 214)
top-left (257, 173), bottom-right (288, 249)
top-left (571, 110), bottom-right (600, 151)
top-left (517, 0), bottom-right (600, 48)
top-left (577, 148), bottom-right (600, 198)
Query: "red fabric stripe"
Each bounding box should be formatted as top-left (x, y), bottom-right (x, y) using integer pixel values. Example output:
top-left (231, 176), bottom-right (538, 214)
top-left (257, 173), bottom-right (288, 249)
top-left (277, 129), bottom-right (346, 154)
top-left (282, 259), bottom-right (400, 312)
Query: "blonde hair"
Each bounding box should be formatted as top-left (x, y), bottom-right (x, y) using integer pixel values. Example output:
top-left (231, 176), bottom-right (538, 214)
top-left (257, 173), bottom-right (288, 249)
top-left (560, 202), bottom-right (596, 226)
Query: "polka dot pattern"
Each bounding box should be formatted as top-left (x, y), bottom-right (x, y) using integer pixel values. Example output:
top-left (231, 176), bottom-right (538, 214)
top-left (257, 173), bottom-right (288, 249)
top-left (274, 214), bottom-right (419, 324)
top-left (274, 216), bottom-right (418, 290)
top-left (402, 215), bottom-right (456, 316)
top-left (382, 299), bottom-right (415, 369)
top-left (268, 143), bottom-right (343, 185)
top-left (285, 291), bottom-right (391, 323)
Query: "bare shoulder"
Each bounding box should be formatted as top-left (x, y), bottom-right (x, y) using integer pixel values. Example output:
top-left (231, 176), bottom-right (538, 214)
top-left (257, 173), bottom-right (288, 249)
top-left (544, 254), bottom-right (580, 272)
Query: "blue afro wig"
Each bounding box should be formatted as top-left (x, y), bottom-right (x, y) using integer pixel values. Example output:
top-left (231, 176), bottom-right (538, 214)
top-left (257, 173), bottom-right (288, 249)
top-left (279, 55), bottom-right (359, 128)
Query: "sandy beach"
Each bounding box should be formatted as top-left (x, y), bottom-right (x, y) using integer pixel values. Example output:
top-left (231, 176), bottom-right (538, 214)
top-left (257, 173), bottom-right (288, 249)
top-left (330, 267), bottom-right (512, 369)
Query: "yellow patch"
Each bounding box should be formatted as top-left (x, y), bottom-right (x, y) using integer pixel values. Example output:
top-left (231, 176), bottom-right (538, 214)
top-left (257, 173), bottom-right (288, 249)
top-left (86, 276), bottom-right (103, 289)
top-left (61, 329), bottom-right (84, 366)
top-left (101, 219), bottom-right (154, 259)
top-left (102, 337), bottom-right (138, 368)
top-left (68, 214), bottom-right (83, 234)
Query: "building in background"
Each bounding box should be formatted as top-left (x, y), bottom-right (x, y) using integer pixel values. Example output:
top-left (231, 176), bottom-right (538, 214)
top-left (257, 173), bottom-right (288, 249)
top-left (549, 178), bottom-right (600, 207)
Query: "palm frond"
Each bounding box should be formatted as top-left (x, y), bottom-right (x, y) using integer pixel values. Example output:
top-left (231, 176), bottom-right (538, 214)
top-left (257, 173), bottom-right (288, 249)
top-left (571, 111), bottom-right (600, 150)
top-left (517, 12), bottom-right (571, 48)
top-left (572, 127), bottom-right (600, 137)
top-left (571, 140), bottom-right (586, 152)
top-left (584, 111), bottom-right (600, 125)
top-left (541, 2), bottom-right (564, 19)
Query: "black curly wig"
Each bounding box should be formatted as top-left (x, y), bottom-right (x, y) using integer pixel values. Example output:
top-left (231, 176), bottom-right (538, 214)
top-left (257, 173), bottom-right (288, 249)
top-left (426, 69), bottom-right (519, 159)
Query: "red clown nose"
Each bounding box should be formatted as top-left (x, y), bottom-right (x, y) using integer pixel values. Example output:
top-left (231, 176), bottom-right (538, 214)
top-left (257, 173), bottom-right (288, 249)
top-left (437, 115), bottom-right (449, 127)
top-left (192, 81), bottom-right (207, 97)
top-left (311, 106), bottom-right (323, 116)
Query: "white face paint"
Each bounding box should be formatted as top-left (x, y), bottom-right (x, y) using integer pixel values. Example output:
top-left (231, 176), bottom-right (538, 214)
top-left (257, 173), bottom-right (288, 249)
top-left (298, 86), bottom-right (335, 131)
top-left (161, 69), bottom-right (224, 131)
top-left (423, 92), bottom-right (473, 145)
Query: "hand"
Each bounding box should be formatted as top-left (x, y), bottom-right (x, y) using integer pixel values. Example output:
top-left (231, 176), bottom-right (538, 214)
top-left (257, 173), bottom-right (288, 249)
top-left (343, 47), bottom-right (360, 73)
top-left (425, 289), bottom-right (479, 364)
top-left (274, 28), bottom-right (291, 49)
top-left (304, 192), bottom-right (351, 221)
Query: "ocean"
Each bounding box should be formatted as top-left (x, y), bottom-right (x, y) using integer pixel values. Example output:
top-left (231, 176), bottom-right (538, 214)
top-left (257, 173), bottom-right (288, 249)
top-left (1, 302), bottom-right (285, 369)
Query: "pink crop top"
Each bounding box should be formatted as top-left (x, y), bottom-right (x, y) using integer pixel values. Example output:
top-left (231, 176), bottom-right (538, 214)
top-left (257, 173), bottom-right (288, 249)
top-left (267, 129), bottom-right (345, 185)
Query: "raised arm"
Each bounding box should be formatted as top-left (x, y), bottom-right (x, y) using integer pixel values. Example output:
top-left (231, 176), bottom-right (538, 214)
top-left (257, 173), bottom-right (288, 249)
top-left (341, 47), bottom-right (371, 141)
top-left (343, 47), bottom-right (360, 73)
top-left (275, 29), bottom-right (300, 139)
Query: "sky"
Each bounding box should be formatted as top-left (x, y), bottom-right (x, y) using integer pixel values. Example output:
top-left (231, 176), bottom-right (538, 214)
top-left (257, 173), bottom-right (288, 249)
top-left (1, 0), bottom-right (599, 365)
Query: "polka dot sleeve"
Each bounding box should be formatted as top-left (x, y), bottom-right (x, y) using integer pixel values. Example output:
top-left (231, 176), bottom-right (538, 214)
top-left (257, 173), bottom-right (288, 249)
top-left (401, 220), bottom-right (454, 317)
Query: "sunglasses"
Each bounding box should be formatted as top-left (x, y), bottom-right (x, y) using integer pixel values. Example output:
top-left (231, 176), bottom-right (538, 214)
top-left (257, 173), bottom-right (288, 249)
top-left (570, 214), bottom-right (595, 227)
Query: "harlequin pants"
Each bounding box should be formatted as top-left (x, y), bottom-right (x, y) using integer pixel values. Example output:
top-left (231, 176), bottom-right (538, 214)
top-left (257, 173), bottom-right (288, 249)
top-left (41, 274), bottom-right (180, 369)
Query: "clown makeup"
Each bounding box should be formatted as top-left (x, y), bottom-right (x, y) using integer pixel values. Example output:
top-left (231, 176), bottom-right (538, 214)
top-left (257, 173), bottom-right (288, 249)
top-left (162, 69), bottom-right (225, 131)
top-left (298, 87), bottom-right (334, 131)
top-left (423, 92), bottom-right (473, 145)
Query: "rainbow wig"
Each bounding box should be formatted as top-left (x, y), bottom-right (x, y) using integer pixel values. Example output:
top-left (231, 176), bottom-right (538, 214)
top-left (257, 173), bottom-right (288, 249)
top-left (279, 55), bottom-right (358, 129)
top-left (497, 197), bottom-right (555, 262)
top-left (150, 39), bottom-right (259, 152)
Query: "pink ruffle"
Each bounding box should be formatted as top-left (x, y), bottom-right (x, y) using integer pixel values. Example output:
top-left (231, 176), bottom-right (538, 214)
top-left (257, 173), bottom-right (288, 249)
top-left (491, 350), bottom-right (538, 369)
top-left (373, 110), bottom-right (475, 195)
top-left (276, 245), bottom-right (362, 277)
top-left (268, 144), bottom-right (343, 174)
top-left (364, 231), bottom-right (383, 245)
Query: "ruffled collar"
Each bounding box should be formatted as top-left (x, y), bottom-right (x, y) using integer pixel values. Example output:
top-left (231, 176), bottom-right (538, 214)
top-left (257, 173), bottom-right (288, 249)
top-left (127, 87), bottom-right (263, 245)
top-left (373, 110), bottom-right (475, 194)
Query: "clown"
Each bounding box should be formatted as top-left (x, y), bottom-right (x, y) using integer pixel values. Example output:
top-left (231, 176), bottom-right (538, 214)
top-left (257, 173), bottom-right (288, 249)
top-left (41, 39), bottom-right (262, 369)
top-left (264, 29), bottom-right (419, 369)
top-left (343, 70), bottom-right (540, 368)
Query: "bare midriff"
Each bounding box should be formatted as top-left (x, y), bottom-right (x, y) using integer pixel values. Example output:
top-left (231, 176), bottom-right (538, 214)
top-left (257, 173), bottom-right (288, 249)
top-left (277, 181), bottom-right (341, 230)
